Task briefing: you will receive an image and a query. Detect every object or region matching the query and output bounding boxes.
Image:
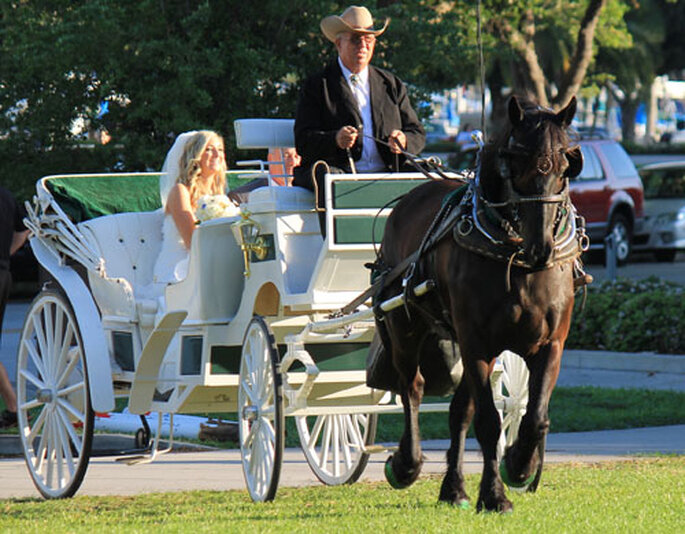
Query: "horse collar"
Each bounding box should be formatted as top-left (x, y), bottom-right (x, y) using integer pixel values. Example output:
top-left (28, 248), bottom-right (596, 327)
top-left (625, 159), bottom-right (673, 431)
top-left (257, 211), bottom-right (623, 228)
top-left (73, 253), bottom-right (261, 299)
top-left (453, 178), bottom-right (584, 271)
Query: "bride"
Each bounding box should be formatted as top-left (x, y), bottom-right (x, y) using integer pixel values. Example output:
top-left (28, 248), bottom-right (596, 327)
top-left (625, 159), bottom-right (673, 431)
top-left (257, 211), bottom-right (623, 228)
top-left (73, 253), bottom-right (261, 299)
top-left (154, 130), bottom-right (228, 285)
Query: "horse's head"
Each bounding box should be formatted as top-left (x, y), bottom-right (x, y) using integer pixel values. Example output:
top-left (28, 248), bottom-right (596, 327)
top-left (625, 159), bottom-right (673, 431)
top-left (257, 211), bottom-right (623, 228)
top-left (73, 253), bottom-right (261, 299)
top-left (482, 95), bottom-right (583, 267)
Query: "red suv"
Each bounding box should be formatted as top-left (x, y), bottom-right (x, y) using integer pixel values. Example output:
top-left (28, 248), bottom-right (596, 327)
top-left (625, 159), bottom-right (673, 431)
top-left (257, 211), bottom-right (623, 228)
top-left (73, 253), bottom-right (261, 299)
top-left (570, 137), bottom-right (646, 264)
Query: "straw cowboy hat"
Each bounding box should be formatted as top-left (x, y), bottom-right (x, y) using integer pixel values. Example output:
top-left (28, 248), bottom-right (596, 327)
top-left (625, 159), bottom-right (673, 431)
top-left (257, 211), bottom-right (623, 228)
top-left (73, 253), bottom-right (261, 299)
top-left (320, 6), bottom-right (390, 43)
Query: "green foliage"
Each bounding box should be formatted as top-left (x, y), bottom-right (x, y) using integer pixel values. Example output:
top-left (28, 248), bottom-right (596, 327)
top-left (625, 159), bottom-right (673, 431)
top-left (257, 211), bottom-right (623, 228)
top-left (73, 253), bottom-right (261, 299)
top-left (0, 458), bottom-right (683, 532)
top-left (568, 276), bottom-right (685, 353)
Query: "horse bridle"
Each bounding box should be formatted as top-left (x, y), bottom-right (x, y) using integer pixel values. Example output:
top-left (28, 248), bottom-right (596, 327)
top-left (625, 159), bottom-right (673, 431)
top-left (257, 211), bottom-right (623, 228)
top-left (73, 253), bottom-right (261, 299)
top-left (485, 140), bottom-right (572, 208)
top-left (468, 142), bottom-right (579, 252)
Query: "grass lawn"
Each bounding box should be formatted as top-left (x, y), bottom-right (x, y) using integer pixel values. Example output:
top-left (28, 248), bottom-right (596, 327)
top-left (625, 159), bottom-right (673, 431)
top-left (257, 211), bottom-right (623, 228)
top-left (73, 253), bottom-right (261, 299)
top-left (0, 458), bottom-right (682, 532)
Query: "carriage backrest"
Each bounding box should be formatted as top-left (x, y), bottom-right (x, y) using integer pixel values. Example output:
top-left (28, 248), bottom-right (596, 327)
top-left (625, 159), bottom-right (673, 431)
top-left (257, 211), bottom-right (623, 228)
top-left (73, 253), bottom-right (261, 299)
top-left (45, 173), bottom-right (162, 223)
top-left (234, 118), bottom-right (295, 149)
top-left (78, 210), bottom-right (164, 290)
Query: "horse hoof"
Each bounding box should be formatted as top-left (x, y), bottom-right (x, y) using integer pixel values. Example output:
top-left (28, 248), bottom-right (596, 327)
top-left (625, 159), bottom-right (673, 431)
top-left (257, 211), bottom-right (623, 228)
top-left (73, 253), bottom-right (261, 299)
top-left (499, 458), bottom-right (536, 491)
top-left (384, 456), bottom-right (407, 489)
top-left (456, 499), bottom-right (471, 510)
top-left (477, 497), bottom-right (513, 514)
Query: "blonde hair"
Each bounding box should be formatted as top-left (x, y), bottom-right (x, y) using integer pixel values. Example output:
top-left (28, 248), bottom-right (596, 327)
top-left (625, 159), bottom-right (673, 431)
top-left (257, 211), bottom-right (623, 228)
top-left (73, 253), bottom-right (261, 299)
top-left (175, 130), bottom-right (227, 207)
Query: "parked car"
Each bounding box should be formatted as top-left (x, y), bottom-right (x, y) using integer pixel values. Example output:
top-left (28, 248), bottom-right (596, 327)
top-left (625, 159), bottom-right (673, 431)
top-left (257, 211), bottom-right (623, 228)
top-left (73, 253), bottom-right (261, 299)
top-left (569, 136), bottom-right (647, 265)
top-left (636, 161), bottom-right (685, 262)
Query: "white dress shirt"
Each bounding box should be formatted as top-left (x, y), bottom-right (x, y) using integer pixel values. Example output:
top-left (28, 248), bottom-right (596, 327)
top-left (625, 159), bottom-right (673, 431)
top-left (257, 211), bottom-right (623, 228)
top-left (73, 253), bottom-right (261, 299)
top-left (339, 58), bottom-right (386, 172)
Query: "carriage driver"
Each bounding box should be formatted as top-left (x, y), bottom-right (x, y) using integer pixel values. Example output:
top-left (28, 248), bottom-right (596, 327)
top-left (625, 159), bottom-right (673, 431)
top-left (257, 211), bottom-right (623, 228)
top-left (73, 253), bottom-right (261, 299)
top-left (292, 5), bottom-right (426, 236)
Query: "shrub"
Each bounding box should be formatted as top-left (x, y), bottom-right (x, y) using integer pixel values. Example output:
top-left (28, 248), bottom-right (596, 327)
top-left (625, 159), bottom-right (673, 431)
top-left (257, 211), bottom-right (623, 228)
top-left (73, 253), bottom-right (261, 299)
top-left (567, 276), bottom-right (685, 354)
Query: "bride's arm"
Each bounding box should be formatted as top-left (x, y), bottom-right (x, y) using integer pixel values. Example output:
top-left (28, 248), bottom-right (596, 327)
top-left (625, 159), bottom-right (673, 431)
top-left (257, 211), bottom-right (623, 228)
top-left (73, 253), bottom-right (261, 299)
top-left (166, 183), bottom-right (196, 249)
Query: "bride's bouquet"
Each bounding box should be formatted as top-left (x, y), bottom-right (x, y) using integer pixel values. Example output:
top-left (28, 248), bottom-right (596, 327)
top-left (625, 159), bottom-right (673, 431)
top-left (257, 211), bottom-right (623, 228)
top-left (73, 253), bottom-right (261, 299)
top-left (195, 194), bottom-right (240, 223)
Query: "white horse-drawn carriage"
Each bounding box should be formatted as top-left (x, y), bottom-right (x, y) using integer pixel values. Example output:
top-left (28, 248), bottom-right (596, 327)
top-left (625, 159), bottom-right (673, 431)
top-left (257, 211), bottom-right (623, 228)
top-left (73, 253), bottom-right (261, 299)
top-left (17, 119), bottom-right (529, 501)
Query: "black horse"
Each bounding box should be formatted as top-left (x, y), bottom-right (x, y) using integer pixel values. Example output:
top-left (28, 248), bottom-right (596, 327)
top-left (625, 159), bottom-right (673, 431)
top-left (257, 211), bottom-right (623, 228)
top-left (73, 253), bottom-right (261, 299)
top-left (374, 95), bottom-right (584, 512)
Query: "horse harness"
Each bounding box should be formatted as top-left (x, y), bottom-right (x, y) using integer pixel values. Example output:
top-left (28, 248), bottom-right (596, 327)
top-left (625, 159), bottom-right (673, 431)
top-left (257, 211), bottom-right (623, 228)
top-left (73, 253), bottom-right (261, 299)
top-left (340, 160), bottom-right (589, 323)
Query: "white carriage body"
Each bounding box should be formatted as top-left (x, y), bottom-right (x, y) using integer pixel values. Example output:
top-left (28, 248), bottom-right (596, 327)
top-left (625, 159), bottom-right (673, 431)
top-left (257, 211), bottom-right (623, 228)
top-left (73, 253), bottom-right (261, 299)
top-left (24, 120), bottom-right (440, 420)
top-left (19, 118), bottom-right (526, 501)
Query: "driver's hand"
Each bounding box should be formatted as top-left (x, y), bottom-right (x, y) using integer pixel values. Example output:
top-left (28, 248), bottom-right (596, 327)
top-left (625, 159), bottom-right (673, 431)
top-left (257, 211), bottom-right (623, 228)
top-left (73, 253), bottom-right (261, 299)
top-left (336, 126), bottom-right (358, 149)
top-left (388, 130), bottom-right (406, 154)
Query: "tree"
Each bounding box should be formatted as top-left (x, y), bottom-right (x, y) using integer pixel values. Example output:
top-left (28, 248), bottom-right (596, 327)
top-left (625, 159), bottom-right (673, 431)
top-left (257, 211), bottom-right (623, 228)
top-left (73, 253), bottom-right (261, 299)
top-left (594, 0), bottom-right (666, 142)
top-left (0, 0), bottom-right (643, 201)
top-left (479, 0), bottom-right (632, 115)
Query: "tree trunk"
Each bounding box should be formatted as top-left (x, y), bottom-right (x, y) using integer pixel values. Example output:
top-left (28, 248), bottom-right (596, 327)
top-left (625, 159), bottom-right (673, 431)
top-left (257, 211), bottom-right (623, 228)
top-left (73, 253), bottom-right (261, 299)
top-left (620, 98), bottom-right (640, 143)
top-left (555, 0), bottom-right (607, 108)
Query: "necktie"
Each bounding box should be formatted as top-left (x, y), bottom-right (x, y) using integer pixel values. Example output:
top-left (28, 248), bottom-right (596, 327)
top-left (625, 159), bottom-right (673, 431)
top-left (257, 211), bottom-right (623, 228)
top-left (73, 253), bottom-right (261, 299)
top-left (350, 74), bottom-right (360, 86)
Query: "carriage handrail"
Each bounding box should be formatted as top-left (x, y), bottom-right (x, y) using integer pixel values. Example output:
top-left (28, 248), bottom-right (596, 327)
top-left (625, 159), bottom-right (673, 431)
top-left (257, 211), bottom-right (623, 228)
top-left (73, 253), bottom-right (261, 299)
top-left (25, 175), bottom-right (108, 273)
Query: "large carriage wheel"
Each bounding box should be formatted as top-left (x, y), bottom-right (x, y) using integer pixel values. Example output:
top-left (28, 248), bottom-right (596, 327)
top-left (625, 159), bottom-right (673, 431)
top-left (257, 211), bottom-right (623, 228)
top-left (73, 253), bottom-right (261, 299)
top-left (238, 316), bottom-right (285, 502)
top-left (296, 411), bottom-right (378, 485)
top-left (493, 350), bottom-right (529, 461)
top-left (16, 290), bottom-right (94, 499)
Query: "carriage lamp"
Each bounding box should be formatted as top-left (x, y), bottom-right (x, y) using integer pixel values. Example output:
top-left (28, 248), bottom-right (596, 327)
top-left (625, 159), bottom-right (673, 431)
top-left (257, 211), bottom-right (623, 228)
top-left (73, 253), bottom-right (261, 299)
top-left (231, 210), bottom-right (269, 278)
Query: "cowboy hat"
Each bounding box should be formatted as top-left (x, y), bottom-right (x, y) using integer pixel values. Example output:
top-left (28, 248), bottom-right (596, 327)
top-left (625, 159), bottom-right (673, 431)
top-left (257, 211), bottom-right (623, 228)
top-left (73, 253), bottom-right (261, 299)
top-left (320, 6), bottom-right (390, 43)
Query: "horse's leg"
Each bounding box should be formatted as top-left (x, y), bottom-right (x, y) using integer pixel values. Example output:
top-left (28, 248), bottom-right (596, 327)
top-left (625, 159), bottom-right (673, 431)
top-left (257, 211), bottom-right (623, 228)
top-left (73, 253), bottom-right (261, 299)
top-left (500, 341), bottom-right (562, 490)
top-left (438, 379), bottom-right (473, 508)
top-left (385, 367), bottom-right (425, 489)
top-left (467, 357), bottom-right (513, 513)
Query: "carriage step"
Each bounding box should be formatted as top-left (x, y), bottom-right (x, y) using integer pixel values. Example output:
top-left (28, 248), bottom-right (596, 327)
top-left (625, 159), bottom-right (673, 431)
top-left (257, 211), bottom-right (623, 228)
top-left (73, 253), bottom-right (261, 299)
top-left (129, 310), bottom-right (187, 414)
top-left (365, 444), bottom-right (398, 454)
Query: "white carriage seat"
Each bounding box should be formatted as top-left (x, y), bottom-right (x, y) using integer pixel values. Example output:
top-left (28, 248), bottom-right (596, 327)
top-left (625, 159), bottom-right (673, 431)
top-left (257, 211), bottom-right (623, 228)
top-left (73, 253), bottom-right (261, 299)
top-left (245, 184), bottom-right (315, 212)
top-left (78, 209), bottom-right (165, 328)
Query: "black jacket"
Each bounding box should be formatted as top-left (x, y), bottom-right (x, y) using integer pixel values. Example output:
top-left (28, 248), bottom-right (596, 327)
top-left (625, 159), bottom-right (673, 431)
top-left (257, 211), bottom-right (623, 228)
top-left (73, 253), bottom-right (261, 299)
top-left (293, 61), bottom-right (425, 189)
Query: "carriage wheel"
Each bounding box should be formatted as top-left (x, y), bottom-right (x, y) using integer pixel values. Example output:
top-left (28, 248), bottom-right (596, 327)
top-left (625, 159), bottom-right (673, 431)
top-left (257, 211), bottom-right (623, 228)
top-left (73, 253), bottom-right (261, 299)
top-left (296, 412), bottom-right (378, 486)
top-left (238, 316), bottom-right (284, 502)
top-left (16, 290), bottom-right (94, 499)
top-left (494, 350), bottom-right (529, 461)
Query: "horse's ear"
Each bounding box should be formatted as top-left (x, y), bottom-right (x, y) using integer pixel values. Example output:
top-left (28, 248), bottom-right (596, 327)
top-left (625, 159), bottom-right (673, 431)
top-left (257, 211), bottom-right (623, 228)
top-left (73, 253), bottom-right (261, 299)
top-left (556, 96), bottom-right (577, 128)
top-left (565, 145), bottom-right (583, 178)
top-left (508, 96), bottom-right (525, 126)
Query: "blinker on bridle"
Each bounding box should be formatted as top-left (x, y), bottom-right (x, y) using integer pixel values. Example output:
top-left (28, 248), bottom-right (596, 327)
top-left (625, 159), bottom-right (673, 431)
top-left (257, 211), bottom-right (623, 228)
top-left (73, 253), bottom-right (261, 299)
top-left (498, 143), bottom-right (566, 177)
top-left (484, 139), bottom-right (570, 209)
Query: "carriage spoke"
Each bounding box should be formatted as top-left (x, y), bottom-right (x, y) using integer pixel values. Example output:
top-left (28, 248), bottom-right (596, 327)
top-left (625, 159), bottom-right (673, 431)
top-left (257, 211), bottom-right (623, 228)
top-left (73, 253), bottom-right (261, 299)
top-left (24, 337), bottom-right (47, 383)
top-left (55, 405), bottom-right (82, 459)
top-left (307, 416), bottom-right (325, 449)
top-left (320, 417), bottom-right (333, 467)
top-left (53, 415), bottom-right (66, 487)
top-left (57, 380), bottom-right (85, 401)
top-left (56, 395), bottom-right (85, 424)
top-left (32, 310), bottom-right (49, 365)
top-left (19, 367), bottom-right (45, 391)
top-left (27, 405), bottom-right (48, 444)
top-left (243, 421), bottom-right (258, 451)
top-left (43, 304), bottom-right (56, 378)
top-left (52, 305), bottom-right (65, 374)
top-left (239, 377), bottom-right (258, 406)
top-left (332, 416), bottom-right (342, 476)
top-left (345, 414), bottom-right (364, 452)
top-left (55, 341), bottom-right (78, 390)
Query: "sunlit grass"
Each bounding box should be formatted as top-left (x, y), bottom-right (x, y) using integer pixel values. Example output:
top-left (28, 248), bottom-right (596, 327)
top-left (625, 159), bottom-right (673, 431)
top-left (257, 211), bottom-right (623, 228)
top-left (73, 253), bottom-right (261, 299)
top-left (0, 458), bottom-right (682, 533)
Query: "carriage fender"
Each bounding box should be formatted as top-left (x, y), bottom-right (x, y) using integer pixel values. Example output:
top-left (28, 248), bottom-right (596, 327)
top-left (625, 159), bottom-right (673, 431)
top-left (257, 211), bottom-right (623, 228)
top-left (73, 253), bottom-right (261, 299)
top-left (30, 238), bottom-right (115, 413)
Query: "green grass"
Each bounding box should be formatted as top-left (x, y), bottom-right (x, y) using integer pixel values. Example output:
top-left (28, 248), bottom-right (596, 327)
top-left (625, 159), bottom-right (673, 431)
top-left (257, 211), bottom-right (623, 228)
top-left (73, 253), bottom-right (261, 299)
top-left (0, 458), bottom-right (682, 532)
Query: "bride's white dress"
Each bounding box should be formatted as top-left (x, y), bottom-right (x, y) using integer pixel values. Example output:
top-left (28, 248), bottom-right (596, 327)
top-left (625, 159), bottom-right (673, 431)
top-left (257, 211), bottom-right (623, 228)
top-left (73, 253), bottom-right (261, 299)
top-left (153, 214), bottom-right (189, 284)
